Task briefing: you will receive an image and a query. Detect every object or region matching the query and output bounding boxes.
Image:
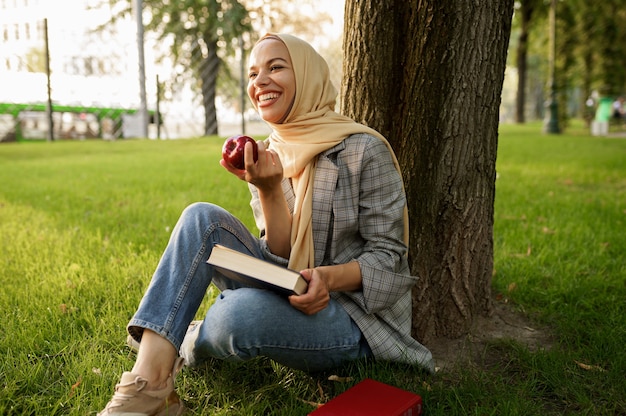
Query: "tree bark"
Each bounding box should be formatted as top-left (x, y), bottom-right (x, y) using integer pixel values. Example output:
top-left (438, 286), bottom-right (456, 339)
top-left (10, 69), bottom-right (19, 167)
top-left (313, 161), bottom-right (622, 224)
top-left (341, 1), bottom-right (398, 138)
top-left (342, 0), bottom-right (514, 343)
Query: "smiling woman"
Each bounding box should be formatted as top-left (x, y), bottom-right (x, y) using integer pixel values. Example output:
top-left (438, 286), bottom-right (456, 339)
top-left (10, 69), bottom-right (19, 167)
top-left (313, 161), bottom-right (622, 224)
top-left (95, 32), bottom-right (432, 416)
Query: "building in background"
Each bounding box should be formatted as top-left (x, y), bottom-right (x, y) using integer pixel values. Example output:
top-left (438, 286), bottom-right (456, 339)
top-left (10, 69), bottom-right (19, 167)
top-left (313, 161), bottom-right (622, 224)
top-left (0, 0), bottom-right (157, 139)
top-left (1, 0), bottom-right (142, 107)
top-left (0, 0), bottom-right (343, 140)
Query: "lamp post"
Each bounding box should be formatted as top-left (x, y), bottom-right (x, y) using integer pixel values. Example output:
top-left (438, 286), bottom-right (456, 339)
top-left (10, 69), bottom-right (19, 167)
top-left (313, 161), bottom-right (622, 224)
top-left (135, 0), bottom-right (148, 138)
top-left (44, 18), bottom-right (54, 141)
top-left (544, 0), bottom-right (560, 134)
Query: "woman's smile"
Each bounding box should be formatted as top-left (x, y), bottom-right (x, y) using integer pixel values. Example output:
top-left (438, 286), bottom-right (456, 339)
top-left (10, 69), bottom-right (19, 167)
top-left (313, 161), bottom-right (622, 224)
top-left (247, 38), bottom-right (296, 124)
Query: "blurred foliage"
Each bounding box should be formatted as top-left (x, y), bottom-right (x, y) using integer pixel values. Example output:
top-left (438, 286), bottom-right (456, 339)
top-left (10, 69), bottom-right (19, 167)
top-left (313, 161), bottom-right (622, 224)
top-left (511, 0), bottom-right (626, 123)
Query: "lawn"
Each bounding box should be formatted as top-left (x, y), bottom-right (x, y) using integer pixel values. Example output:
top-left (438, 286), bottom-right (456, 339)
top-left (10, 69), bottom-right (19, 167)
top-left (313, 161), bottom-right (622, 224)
top-left (0, 123), bottom-right (624, 415)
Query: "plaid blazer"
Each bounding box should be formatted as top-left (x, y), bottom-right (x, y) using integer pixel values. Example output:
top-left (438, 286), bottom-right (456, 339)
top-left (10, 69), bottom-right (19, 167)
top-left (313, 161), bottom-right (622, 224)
top-left (249, 133), bottom-right (434, 373)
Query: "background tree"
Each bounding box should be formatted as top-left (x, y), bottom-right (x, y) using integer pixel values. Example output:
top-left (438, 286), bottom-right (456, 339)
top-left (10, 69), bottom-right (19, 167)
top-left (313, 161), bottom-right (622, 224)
top-left (543, 0), bottom-right (626, 128)
top-left (105, 0), bottom-right (252, 136)
top-left (512, 0), bottom-right (546, 124)
top-left (143, 0), bottom-right (251, 136)
top-left (553, 1), bottom-right (577, 130)
top-left (342, 1), bottom-right (514, 342)
top-left (570, 0), bottom-right (603, 125)
top-left (103, 0), bottom-right (332, 136)
top-left (594, 1), bottom-right (626, 97)
top-left (513, 0), bottom-right (626, 125)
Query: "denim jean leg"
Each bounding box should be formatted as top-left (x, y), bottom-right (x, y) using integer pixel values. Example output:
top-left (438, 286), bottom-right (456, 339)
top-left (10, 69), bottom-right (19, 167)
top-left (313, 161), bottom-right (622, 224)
top-left (188, 288), bottom-right (372, 372)
top-left (127, 202), bottom-right (264, 350)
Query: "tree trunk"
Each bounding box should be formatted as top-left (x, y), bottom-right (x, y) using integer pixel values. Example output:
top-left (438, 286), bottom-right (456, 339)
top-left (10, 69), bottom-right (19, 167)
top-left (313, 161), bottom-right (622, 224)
top-left (342, 0), bottom-right (514, 343)
top-left (199, 39), bottom-right (220, 136)
top-left (341, 1), bottom-right (398, 139)
top-left (516, 2), bottom-right (534, 124)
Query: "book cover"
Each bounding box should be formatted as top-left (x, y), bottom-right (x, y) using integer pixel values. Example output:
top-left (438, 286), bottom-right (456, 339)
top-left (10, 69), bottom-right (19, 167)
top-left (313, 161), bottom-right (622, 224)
top-left (308, 378), bottom-right (423, 416)
top-left (206, 244), bottom-right (308, 296)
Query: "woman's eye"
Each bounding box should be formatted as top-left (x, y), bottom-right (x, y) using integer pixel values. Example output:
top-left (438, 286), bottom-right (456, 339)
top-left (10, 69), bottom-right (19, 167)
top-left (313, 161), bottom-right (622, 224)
top-left (248, 72), bottom-right (257, 79)
top-left (270, 65), bottom-right (283, 71)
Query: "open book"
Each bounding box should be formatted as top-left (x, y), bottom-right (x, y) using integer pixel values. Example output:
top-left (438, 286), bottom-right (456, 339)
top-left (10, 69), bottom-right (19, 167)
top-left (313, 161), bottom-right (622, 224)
top-left (206, 244), bottom-right (308, 296)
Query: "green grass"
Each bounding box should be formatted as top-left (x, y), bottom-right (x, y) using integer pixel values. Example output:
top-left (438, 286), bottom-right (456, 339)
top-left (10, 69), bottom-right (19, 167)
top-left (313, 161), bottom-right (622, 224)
top-left (1, 124), bottom-right (624, 415)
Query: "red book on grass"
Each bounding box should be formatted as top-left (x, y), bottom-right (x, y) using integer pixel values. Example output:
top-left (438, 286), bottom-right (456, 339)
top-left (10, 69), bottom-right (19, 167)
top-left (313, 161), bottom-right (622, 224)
top-left (308, 378), bottom-right (423, 416)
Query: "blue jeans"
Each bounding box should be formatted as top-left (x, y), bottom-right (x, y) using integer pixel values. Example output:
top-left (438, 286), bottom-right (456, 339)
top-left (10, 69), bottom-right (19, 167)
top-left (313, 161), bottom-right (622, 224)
top-left (128, 202), bottom-right (372, 372)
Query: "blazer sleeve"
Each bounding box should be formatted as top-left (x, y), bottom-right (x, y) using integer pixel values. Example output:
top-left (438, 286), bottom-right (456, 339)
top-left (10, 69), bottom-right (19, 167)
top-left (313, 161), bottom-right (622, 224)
top-left (353, 137), bottom-right (418, 313)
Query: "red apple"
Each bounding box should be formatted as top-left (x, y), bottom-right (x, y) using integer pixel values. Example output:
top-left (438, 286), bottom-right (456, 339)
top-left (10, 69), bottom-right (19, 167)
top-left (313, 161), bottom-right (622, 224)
top-left (222, 135), bottom-right (258, 170)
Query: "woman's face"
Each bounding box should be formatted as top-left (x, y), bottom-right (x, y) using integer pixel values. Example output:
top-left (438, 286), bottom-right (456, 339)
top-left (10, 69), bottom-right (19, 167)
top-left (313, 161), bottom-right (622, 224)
top-left (247, 38), bottom-right (296, 124)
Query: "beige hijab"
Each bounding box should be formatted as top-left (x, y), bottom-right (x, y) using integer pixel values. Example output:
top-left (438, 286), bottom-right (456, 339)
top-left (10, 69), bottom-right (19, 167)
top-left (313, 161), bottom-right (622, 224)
top-left (251, 33), bottom-right (408, 270)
